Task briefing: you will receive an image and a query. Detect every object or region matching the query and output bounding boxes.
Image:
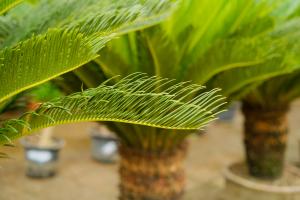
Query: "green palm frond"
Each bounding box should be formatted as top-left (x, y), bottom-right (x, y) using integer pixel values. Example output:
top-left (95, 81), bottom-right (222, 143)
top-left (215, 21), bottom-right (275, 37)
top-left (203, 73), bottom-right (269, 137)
top-left (0, 73), bottom-right (226, 145)
top-left (0, 0), bottom-right (177, 104)
top-left (2, 0), bottom-right (177, 47)
top-left (274, 72), bottom-right (300, 103)
top-left (207, 31), bottom-right (300, 97)
top-left (0, 0), bottom-right (22, 15)
top-left (243, 18), bottom-right (300, 108)
top-left (181, 0), bottom-right (300, 99)
top-left (182, 36), bottom-right (281, 85)
top-left (244, 69), bottom-right (300, 108)
top-left (0, 29), bottom-right (100, 103)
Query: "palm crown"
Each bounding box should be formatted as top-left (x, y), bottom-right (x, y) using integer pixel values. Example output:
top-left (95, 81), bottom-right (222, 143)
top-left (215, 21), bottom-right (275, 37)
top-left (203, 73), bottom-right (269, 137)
top-left (244, 64), bottom-right (300, 109)
top-left (203, 0), bottom-right (300, 108)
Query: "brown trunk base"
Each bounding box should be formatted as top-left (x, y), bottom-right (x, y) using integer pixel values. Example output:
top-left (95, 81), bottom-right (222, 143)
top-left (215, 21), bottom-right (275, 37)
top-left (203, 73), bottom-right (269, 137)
top-left (118, 142), bottom-right (187, 200)
top-left (242, 102), bottom-right (289, 179)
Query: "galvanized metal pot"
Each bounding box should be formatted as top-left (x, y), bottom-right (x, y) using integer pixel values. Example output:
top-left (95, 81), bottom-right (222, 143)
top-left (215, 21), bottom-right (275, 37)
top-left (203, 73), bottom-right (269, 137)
top-left (90, 134), bottom-right (118, 163)
top-left (21, 137), bottom-right (64, 178)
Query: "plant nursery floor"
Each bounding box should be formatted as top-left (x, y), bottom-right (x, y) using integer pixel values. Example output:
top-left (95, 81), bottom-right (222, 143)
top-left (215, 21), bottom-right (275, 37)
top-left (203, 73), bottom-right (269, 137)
top-left (1, 101), bottom-right (300, 200)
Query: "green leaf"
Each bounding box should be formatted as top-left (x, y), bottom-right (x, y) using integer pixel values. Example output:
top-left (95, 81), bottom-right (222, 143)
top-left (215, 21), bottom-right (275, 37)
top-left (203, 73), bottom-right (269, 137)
top-left (0, 0), bottom-right (178, 104)
top-left (0, 73), bottom-right (226, 145)
top-left (0, 0), bottom-right (23, 15)
top-left (0, 29), bottom-right (100, 103)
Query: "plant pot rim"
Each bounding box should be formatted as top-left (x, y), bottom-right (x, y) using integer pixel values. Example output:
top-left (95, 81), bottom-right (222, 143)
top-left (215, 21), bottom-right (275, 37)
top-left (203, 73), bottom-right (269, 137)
top-left (223, 162), bottom-right (300, 193)
top-left (20, 137), bottom-right (64, 151)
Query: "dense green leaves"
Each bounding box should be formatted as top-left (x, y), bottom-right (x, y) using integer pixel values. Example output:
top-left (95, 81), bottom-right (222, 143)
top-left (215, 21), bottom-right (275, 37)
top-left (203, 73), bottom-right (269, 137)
top-left (243, 18), bottom-right (300, 107)
top-left (53, 0), bottom-right (300, 150)
top-left (207, 24), bottom-right (300, 98)
top-left (0, 29), bottom-right (99, 103)
top-left (0, 73), bottom-right (226, 145)
top-left (0, 0), bottom-right (177, 104)
top-left (93, 0), bottom-right (300, 98)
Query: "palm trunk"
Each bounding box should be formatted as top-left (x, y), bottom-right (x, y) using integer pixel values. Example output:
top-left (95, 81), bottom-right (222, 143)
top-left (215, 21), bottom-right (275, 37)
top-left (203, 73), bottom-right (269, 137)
top-left (118, 142), bottom-right (187, 200)
top-left (242, 102), bottom-right (289, 179)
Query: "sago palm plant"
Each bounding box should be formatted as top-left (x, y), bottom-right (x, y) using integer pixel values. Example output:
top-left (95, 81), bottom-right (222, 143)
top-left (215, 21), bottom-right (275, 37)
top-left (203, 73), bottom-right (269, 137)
top-left (207, 2), bottom-right (300, 179)
top-left (0, 0), bottom-right (208, 146)
top-left (241, 67), bottom-right (300, 179)
top-left (0, 4), bottom-right (226, 192)
top-left (0, 0), bottom-right (227, 196)
top-left (54, 0), bottom-right (300, 198)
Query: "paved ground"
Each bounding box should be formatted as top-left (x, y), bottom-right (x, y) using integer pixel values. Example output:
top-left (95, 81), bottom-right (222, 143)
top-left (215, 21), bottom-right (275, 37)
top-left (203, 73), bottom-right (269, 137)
top-left (1, 101), bottom-right (300, 200)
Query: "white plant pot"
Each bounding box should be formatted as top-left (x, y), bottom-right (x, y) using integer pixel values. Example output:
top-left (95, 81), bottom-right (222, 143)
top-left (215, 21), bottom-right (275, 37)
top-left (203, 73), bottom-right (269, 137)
top-left (21, 137), bottom-right (64, 178)
top-left (90, 134), bottom-right (118, 163)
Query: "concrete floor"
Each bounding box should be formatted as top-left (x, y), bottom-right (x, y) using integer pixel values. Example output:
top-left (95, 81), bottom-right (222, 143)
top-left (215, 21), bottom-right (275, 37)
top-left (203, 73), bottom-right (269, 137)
top-left (1, 101), bottom-right (300, 200)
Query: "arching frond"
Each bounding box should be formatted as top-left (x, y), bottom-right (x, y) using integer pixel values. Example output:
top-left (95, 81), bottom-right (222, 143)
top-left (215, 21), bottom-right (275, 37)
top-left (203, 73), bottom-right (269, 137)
top-left (0, 29), bottom-right (100, 103)
top-left (206, 41), bottom-right (300, 98)
top-left (0, 0), bottom-right (177, 104)
top-left (2, 0), bottom-right (177, 47)
top-left (0, 0), bottom-right (22, 15)
top-left (0, 73), bottom-right (226, 145)
top-left (244, 69), bottom-right (300, 108)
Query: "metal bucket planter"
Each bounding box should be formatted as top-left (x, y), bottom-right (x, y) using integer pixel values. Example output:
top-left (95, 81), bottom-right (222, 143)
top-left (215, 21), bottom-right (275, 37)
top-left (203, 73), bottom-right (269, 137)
top-left (90, 134), bottom-right (118, 163)
top-left (21, 137), bottom-right (64, 178)
top-left (221, 162), bottom-right (300, 200)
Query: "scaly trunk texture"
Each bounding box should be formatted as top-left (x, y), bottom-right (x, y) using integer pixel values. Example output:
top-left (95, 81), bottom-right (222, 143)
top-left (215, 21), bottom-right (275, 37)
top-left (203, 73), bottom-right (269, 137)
top-left (242, 102), bottom-right (289, 179)
top-left (118, 142), bottom-right (187, 200)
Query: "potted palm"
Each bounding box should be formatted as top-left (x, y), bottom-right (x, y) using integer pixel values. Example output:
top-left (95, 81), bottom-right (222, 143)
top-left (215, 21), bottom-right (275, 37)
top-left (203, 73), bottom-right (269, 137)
top-left (5, 0), bottom-right (300, 199)
top-left (207, 1), bottom-right (300, 179)
top-left (55, 0), bottom-right (300, 199)
top-left (200, 1), bottom-right (300, 198)
top-left (0, 2), bottom-right (227, 198)
top-left (239, 57), bottom-right (300, 180)
top-left (221, 72), bottom-right (300, 199)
